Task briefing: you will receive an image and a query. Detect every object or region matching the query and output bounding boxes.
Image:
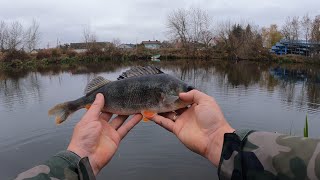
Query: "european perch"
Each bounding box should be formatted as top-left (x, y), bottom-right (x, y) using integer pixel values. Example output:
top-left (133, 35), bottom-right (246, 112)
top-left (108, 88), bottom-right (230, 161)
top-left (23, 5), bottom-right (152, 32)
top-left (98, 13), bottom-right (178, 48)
top-left (48, 66), bottom-right (194, 124)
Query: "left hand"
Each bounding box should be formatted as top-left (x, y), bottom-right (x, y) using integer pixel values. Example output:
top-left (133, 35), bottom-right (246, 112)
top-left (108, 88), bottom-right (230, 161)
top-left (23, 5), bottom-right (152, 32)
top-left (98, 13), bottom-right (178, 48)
top-left (67, 93), bottom-right (142, 175)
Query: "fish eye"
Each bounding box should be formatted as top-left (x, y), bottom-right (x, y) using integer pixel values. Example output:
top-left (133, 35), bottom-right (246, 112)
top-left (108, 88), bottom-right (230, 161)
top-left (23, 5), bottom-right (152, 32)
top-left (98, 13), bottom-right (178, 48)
top-left (187, 86), bottom-right (194, 92)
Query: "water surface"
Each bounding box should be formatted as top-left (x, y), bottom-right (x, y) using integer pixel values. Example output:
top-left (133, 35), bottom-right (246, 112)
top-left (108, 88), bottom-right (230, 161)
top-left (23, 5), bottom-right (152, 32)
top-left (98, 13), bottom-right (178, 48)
top-left (1, 60), bottom-right (320, 179)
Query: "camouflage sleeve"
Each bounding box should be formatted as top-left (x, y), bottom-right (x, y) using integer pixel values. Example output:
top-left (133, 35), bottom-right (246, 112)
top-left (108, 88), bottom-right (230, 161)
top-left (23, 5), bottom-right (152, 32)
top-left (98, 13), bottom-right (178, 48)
top-left (218, 130), bottom-right (320, 180)
top-left (15, 150), bottom-right (95, 180)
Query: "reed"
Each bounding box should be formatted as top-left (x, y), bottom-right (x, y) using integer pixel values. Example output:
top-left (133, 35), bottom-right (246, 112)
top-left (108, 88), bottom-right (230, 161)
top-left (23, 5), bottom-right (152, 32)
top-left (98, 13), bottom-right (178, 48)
top-left (304, 114), bottom-right (309, 138)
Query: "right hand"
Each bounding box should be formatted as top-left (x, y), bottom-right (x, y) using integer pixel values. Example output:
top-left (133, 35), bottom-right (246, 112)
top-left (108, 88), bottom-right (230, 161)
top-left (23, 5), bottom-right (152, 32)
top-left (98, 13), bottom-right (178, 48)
top-left (67, 93), bottom-right (142, 175)
top-left (151, 90), bottom-right (234, 166)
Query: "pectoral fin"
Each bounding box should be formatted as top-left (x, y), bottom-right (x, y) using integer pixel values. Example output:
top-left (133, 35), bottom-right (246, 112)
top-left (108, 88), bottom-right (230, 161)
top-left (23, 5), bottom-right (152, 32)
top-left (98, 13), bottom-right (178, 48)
top-left (141, 110), bottom-right (157, 122)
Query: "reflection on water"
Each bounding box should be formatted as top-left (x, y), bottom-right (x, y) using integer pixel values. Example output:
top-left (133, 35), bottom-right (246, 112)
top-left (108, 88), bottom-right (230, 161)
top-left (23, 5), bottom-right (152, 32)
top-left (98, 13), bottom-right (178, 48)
top-left (0, 73), bottom-right (42, 111)
top-left (161, 61), bottom-right (320, 112)
top-left (0, 60), bottom-right (320, 179)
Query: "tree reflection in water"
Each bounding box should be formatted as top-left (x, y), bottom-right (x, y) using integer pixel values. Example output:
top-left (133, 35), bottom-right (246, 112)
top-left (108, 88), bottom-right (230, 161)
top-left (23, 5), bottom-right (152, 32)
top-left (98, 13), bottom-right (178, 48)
top-left (0, 60), bottom-right (319, 112)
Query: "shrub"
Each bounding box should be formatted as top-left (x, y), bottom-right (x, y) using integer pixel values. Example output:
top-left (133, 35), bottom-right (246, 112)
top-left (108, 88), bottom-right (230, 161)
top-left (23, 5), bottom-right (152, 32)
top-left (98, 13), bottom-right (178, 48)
top-left (2, 50), bottom-right (30, 62)
top-left (0, 52), bottom-right (4, 61)
top-left (66, 50), bottom-right (77, 58)
top-left (36, 49), bottom-right (52, 59)
top-left (51, 48), bottom-right (61, 58)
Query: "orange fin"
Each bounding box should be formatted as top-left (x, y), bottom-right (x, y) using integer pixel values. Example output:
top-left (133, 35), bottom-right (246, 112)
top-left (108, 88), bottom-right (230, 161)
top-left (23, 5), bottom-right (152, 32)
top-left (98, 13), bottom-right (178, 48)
top-left (141, 110), bottom-right (157, 122)
top-left (141, 110), bottom-right (156, 119)
top-left (143, 117), bottom-right (150, 122)
top-left (85, 104), bottom-right (92, 110)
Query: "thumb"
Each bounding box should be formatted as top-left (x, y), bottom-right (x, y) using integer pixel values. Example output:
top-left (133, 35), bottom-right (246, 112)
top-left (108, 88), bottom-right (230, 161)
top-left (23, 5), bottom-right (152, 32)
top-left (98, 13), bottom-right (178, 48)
top-left (179, 90), bottom-right (210, 104)
top-left (83, 93), bottom-right (105, 120)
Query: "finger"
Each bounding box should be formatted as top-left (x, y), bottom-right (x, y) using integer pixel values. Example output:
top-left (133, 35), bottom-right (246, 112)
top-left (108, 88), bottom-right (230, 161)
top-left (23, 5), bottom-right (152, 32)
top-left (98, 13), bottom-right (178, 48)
top-left (151, 114), bottom-right (175, 132)
top-left (109, 115), bottom-right (128, 130)
top-left (179, 90), bottom-right (211, 104)
top-left (118, 114), bottom-right (142, 139)
top-left (83, 93), bottom-right (105, 120)
top-left (100, 112), bottom-right (113, 122)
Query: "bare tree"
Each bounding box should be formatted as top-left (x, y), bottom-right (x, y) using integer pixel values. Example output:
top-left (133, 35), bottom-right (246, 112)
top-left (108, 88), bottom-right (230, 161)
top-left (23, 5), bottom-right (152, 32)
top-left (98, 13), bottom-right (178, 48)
top-left (83, 25), bottom-right (97, 46)
top-left (189, 8), bottom-right (213, 48)
top-left (282, 17), bottom-right (292, 40)
top-left (7, 21), bottom-right (24, 50)
top-left (24, 19), bottom-right (40, 52)
top-left (0, 21), bottom-right (8, 51)
top-left (291, 16), bottom-right (300, 40)
top-left (112, 38), bottom-right (121, 47)
top-left (311, 15), bottom-right (320, 42)
top-left (301, 14), bottom-right (312, 43)
top-left (167, 7), bottom-right (213, 57)
top-left (282, 16), bottom-right (300, 41)
top-left (167, 8), bottom-right (190, 48)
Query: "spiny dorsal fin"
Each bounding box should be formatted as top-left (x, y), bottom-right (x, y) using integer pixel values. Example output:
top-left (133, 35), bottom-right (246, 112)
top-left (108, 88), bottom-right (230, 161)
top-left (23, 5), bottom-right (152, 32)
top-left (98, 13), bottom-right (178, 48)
top-left (84, 76), bottom-right (111, 95)
top-left (117, 66), bottom-right (164, 80)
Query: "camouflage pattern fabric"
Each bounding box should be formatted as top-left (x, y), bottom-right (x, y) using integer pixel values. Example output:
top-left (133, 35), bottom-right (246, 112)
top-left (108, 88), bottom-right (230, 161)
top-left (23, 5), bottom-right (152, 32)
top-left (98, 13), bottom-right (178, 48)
top-left (15, 151), bottom-right (95, 180)
top-left (16, 130), bottom-right (320, 180)
top-left (219, 130), bottom-right (320, 180)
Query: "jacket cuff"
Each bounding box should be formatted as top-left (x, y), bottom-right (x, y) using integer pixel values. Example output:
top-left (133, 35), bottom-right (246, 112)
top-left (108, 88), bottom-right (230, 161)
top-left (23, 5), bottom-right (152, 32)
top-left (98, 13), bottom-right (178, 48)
top-left (55, 150), bottom-right (95, 180)
top-left (217, 129), bottom-right (255, 180)
top-left (54, 150), bottom-right (81, 172)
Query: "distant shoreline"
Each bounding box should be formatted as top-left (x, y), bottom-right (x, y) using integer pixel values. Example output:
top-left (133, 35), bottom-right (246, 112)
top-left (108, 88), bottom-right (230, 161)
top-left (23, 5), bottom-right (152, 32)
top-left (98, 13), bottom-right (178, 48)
top-left (1, 54), bottom-right (319, 72)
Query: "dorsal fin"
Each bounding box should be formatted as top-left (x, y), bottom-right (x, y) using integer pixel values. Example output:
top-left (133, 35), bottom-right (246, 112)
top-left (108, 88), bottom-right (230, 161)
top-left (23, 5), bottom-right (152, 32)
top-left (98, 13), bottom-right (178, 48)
top-left (84, 76), bottom-right (111, 95)
top-left (117, 66), bottom-right (164, 80)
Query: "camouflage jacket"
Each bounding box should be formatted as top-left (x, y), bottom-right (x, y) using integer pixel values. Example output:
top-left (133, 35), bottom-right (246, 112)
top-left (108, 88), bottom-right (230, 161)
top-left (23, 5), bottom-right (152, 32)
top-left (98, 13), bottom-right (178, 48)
top-left (15, 151), bottom-right (95, 180)
top-left (219, 130), bottom-right (320, 180)
top-left (15, 130), bottom-right (320, 180)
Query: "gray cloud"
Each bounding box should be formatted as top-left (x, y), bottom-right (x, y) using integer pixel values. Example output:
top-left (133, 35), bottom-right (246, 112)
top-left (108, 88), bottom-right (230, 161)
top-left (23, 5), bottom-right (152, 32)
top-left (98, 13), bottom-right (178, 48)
top-left (0, 0), bottom-right (319, 48)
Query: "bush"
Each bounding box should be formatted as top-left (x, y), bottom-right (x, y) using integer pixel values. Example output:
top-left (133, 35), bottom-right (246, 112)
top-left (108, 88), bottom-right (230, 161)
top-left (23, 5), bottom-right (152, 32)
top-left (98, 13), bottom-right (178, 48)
top-left (36, 49), bottom-right (52, 59)
top-left (0, 52), bottom-right (4, 61)
top-left (66, 50), bottom-right (77, 58)
top-left (2, 50), bottom-right (30, 62)
top-left (51, 48), bottom-right (61, 58)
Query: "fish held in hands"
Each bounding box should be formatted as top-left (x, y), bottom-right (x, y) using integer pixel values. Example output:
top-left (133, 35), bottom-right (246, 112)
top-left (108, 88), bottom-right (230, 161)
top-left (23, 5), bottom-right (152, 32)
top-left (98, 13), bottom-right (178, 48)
top-left (48, 66), bottom-right (194, 124)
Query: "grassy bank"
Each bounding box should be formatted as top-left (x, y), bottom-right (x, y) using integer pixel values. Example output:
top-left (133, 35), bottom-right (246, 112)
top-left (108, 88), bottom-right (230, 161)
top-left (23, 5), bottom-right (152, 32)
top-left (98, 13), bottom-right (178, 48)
top-left (0, 48), bottom-right (319, 71)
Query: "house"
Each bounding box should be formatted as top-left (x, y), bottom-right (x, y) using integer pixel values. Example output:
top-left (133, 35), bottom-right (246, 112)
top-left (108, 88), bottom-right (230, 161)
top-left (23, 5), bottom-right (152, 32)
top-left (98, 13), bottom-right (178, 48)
top-left (70, 42), bottom-right (111, 53)
top-left (141, 40), bottom-right (161, 49)
top-left (118, 44), bottom-right (135, 50)
top-left (30, 49), bottom-right (40, 54)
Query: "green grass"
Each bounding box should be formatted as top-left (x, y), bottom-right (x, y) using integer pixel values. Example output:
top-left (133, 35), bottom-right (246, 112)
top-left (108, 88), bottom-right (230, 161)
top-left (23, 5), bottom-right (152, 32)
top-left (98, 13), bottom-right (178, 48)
top-left (304, 114), bottom-right (309, 138)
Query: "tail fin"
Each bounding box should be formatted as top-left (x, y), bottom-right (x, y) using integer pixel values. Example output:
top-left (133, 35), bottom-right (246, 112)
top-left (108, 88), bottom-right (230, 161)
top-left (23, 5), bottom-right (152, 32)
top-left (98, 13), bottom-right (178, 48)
top-left (48, 101), bottom-right (74, 124)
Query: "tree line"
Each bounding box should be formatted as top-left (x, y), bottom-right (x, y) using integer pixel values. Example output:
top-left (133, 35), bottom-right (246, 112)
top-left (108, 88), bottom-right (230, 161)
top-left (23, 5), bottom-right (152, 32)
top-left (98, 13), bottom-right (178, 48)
top-left (0, 20), bottom-right (40, 53)
top-left (1, 9), bottom-right (320, 65)
top-left (167, 8), bottom-right (320, 60)
top-left (262, 15), bottom-right (320, 48)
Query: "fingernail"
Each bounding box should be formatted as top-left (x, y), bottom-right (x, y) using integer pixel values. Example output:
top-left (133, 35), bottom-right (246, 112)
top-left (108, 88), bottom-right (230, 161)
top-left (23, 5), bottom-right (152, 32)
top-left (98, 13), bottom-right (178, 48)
top-left (96, 93), bottom-right (102, 99)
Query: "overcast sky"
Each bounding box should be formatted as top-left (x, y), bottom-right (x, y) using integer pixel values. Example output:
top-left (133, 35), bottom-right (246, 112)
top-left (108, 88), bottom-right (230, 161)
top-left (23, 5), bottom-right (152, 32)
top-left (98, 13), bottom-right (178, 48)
top-left (0, 0), bottom-right (319, 48)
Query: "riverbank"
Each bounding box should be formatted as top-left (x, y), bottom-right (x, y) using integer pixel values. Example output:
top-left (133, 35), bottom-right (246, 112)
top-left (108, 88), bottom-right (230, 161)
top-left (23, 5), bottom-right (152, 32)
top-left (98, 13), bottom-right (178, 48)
top-left (0, 49), bottom-right (319, 72)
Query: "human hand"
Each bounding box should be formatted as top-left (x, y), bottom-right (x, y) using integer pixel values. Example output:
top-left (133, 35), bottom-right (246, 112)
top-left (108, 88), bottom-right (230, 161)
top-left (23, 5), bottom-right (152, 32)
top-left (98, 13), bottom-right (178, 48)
top-left (67, 93), bottom-right (142, 175)
top-left (151, 90), bottom-right (234, 166)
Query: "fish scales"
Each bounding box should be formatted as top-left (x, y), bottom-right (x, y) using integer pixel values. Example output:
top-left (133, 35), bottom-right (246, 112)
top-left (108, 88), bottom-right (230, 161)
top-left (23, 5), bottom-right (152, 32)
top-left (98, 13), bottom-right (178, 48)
top-left (48, 66), bottom-right (194, 124)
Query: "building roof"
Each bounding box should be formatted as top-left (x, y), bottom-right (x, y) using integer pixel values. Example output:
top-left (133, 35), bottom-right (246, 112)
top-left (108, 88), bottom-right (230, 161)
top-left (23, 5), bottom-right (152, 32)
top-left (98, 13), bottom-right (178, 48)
top-left (119, 44), bottom-right (135, 48)
top-left (70, 42), bottom-right (111, 49)
top-left (141, 40), bottom-right (161, 45)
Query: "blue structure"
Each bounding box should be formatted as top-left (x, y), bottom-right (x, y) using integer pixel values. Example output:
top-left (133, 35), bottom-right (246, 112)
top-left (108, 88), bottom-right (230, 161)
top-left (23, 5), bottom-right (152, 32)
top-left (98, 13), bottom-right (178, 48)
top-left (270, 39), bottom-right (320, 56)
top-left (271, 42), bottom-right (287, 55)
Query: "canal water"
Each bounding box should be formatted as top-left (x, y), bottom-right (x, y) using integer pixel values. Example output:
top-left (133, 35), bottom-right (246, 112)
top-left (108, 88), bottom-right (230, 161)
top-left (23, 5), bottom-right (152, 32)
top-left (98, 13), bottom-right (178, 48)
top-left (0, 60), bottom-right (320, 179)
